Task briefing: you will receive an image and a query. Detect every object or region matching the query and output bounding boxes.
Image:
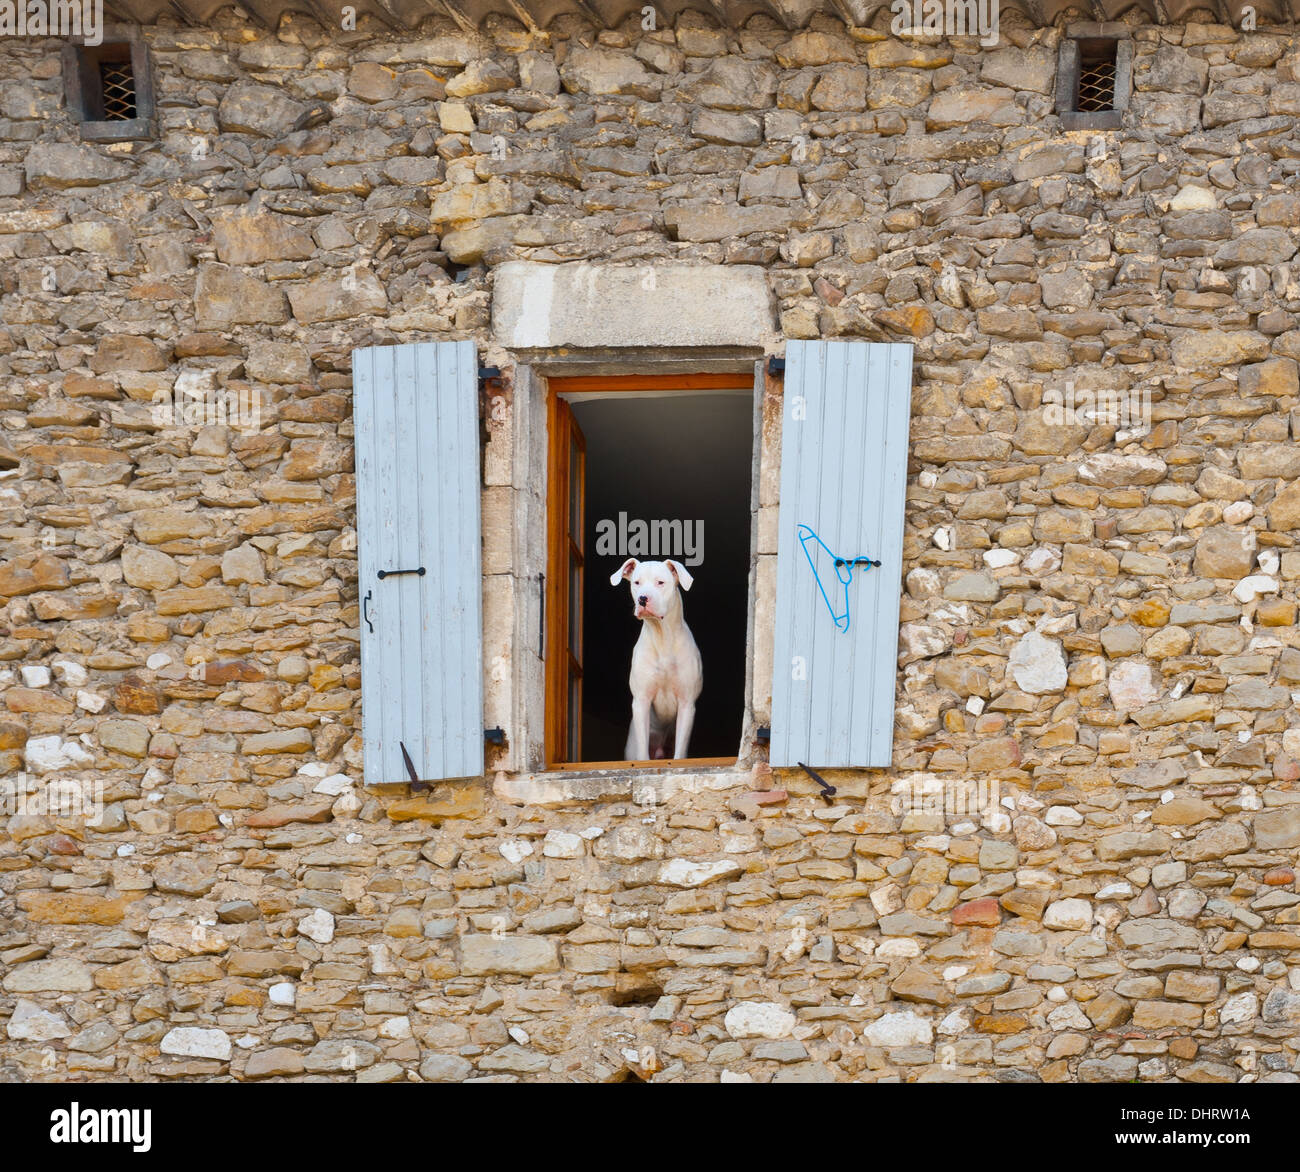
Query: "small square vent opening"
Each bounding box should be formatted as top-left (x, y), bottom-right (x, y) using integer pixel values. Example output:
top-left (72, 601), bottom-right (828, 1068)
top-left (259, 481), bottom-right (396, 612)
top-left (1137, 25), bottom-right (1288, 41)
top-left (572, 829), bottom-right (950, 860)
top-left (1076, 38), bottom-right (1118, 112)
top-left (97, 55), bottom-right (137, 121)
top-left (1056, 29), bottom-right (1130, 131)
top-left (63, 31), bottom-right (154, 141)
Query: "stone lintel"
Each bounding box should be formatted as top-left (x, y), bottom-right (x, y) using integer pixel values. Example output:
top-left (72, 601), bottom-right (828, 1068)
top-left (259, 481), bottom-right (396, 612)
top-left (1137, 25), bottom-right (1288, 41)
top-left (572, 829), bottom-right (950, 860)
top-left (491, 261), bottom-right (777, 353)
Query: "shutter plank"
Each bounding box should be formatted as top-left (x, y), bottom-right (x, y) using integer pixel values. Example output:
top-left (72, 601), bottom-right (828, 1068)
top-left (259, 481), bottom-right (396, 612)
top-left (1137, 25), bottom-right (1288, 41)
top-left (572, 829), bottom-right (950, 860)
top-left (444, 339), bottom-right (484, 779)
top-left (393, 344), bottom-right (423, 774)
top-left (442, 339), bottom-right (483, 778)
top-left (852, 344), bottom-right (897, 765)
top-left (771, 341), bottom-right (913, 769)
top-left (805, 342), bottom-right (839, 762)
top-left (827, 343), bottom-right (871, 756)
top-left (862, 345), bottom-right (912, 764)
top-left (773, 342), bottom-right (815, 764)
top-left (416, 341), bottom-right (445, 778)
top-left (353, 340), bottom-right (483, 783)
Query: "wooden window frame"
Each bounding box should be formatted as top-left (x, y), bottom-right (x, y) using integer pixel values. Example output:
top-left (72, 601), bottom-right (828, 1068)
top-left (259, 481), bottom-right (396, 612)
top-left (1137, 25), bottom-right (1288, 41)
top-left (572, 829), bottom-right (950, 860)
top-left (545, 394), bottom-right (586, 766)
top-left (62, 26), bottom-right (155, 143)
top-left (544, 372), bottom-right (754, 772)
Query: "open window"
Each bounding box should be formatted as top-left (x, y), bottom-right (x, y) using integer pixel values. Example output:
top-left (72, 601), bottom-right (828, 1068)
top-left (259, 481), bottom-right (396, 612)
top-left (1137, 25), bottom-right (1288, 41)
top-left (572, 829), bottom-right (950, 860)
top-left (544, 373), bottom-right (755, 769)
top-left (349, 339), bottom-right (911, 783)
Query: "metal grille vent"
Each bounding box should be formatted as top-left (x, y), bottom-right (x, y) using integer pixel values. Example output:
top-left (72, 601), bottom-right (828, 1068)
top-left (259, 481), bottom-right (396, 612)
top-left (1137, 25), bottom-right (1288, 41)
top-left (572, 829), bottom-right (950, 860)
top-left (99, 59), bottom-right (136, 121)
top-left (1077, 47), bottom-right (1117, 112)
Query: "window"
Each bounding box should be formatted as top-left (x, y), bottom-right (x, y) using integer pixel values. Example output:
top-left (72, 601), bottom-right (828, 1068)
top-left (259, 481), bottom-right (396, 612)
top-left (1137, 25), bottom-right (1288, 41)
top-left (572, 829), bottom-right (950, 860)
top-left (545, 395), bottom-right (587, 764)
top-left (348, 336), bottom-right (914, 787)
top-left (1055, 25), bottom-right (1131, 132)
top-left (544, 373), bottom-right (755, 770)
top-left (1075, 40), bottom-right (1117, 113)
top-left (98, 57), bottom-right (138, 121)
top-left (62, 28), bottom-right (155, 142)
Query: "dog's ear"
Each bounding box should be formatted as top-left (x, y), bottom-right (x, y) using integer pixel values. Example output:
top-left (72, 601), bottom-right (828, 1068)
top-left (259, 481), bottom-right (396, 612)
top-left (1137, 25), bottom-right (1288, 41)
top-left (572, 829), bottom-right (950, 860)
top-left (610, 558), bottom-right (639, 586)
top-left (665, 560), bottom-right (694, 591)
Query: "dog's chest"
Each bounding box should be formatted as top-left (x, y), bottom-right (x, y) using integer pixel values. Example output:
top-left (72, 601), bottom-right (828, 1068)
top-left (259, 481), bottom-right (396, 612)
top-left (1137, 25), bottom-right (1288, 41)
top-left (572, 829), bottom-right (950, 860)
top-left (631, 628), bottom-right (700, 708)
top-left (636, 655), bottom-right (681, 696)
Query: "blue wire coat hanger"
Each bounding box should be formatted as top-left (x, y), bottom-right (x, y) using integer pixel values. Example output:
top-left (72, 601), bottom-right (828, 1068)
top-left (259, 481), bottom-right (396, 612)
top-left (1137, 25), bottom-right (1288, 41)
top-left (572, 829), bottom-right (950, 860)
top-left (797, 524), bottom-right (881, 634)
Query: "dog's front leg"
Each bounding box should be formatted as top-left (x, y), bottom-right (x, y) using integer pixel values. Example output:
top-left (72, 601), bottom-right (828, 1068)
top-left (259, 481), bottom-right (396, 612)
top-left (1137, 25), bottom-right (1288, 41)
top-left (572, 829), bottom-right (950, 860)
top-left (672, 700), bottom-right (695, 761)
top-left (628, 697), bottom-right (652, 761)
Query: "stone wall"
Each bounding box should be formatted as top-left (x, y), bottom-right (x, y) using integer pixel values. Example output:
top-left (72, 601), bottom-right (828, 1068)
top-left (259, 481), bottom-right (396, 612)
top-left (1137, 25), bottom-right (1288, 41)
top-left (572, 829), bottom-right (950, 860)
top-left (2, 11), bottom-right (1300, 1083)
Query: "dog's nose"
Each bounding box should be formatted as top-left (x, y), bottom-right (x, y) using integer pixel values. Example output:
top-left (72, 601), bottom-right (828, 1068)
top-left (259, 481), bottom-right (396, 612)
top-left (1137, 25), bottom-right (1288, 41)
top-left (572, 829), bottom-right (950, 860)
top-left (637, 595), bottom-right (648, 606)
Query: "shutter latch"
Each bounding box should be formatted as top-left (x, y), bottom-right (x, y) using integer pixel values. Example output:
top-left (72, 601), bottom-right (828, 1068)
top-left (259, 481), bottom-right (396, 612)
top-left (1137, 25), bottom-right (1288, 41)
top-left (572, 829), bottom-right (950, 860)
top-left (377, 566), bottom-right (425, 579)
top-left (400, 740), bottom-right (428, 792)
top-left (797, 762), bottom-right (837, 805)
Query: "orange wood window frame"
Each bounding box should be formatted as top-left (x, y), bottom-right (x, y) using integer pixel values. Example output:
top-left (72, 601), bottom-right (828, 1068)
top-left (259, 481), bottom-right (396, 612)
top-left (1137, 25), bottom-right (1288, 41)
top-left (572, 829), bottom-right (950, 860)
top-left (548, 372), bottom-right (754, 394)
top-left (544, 371), bottom-right (752, 771)
top-left (566, 758), bottom-right (738, 770)
top-left (545, 395), bottom-right (585, 766)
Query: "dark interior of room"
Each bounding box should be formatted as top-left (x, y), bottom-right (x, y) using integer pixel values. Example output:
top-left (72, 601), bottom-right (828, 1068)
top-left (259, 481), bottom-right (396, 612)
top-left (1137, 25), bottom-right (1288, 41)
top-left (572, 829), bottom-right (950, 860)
top-left (572, 392), bottom-right (754, 761)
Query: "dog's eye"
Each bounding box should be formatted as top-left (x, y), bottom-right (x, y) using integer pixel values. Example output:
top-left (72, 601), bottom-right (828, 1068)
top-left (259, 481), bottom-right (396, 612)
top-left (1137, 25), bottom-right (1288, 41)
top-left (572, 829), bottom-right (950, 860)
top-left (657, 580), bottom-right (664, 586)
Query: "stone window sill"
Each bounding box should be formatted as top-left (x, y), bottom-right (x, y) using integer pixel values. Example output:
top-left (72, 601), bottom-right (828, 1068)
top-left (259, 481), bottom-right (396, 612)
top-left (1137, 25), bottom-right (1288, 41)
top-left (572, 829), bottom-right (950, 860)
top-left (494, 763), bottom-right (750, 806)
top-left (80, 117), bottom-right (154, 142)
top-left (1060, 111), bottom-right (1122, 132)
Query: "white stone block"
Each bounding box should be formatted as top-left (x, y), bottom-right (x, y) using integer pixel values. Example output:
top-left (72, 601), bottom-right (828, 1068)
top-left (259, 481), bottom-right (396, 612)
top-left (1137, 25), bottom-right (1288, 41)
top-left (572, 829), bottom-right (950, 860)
top-left (724, 1001), bottom-right (796, 1040)
top-left (492, 261), bottom-right (776, 350)
top-left (863, 1010), bottom-right (932, 1048)
top-left (161, 1027), bottom-right (231, 1060)
top-left (296, 908), bottom-right (334, 944)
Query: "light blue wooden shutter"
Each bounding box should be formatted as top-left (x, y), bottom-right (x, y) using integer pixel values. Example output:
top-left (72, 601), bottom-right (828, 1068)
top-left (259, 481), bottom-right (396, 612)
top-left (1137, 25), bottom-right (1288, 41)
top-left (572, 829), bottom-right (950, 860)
top-left (352, 340), bottom-right (483, 783)
top-left (770, 341), bottom-right (913, 768)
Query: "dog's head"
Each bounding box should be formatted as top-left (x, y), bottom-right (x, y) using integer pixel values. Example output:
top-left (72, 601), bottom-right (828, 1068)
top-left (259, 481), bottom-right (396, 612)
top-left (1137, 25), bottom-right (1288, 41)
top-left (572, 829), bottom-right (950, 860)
top-left (609, 558), bottom-right (693, 621)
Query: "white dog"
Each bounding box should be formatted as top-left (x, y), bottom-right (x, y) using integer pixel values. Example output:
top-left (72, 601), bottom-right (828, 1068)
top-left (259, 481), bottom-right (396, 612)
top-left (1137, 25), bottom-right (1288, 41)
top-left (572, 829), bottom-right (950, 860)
top-left (610, 558), bottom-right (703, 761)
